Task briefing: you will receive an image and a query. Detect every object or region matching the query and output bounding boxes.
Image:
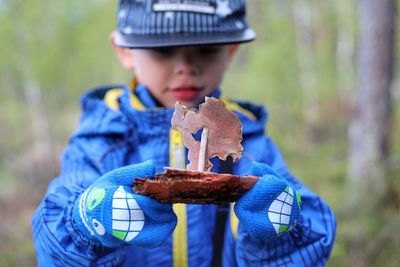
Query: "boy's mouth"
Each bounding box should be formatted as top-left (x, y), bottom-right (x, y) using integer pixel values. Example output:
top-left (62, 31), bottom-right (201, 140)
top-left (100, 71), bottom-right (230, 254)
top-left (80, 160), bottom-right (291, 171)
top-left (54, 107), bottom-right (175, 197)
top-left (169, 86), bottom-right (202, 101)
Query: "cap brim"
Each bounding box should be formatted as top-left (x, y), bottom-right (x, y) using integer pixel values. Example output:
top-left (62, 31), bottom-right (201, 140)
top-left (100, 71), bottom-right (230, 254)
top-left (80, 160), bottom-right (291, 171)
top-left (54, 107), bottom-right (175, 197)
top-left (114, 29), bottom-right (256, 48)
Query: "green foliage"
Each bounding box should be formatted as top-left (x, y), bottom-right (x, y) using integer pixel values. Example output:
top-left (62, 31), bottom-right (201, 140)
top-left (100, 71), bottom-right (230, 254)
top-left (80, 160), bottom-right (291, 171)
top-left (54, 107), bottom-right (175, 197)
top-left (0, 1), bottom-right (399, 266)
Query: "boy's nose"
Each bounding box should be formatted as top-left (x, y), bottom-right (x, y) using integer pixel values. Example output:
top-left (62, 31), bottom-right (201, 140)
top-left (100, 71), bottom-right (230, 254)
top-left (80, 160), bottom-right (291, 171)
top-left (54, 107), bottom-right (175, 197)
top-left (174, 54), bottom-right (199, 76)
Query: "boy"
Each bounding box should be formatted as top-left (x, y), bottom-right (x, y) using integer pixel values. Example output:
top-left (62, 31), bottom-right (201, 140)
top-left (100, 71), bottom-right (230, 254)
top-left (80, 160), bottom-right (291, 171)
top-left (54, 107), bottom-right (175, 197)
top-left (32, 0), bottom-right (336, 266)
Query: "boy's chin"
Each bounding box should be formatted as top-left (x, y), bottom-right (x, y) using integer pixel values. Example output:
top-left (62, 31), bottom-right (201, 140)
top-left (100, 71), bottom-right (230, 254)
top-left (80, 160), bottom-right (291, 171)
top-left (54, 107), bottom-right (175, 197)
top-left (176, 99), bottom-right (202, 109)
top-left (163, 96), bottom-right (204, 108)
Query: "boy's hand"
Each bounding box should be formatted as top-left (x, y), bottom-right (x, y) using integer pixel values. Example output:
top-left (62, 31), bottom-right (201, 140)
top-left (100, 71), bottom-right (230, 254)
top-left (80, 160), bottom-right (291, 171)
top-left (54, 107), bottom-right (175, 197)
top-left (235, 162), bottom-right (301, 242)
top-left (72, 161), bottom-right (177, 248)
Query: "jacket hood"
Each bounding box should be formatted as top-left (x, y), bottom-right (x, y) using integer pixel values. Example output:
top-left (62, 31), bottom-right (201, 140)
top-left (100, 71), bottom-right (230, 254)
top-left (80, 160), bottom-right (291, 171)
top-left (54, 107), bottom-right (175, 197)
top-left (72, 84), bottom-right (269, 138)
top-left (71, 85), bottom-right (131, 138)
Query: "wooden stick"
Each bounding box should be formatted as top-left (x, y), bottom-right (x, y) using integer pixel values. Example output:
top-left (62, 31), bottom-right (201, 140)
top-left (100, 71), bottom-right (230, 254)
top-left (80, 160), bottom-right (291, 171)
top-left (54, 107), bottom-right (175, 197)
top-left (198, 127), bottom-right (209, 171)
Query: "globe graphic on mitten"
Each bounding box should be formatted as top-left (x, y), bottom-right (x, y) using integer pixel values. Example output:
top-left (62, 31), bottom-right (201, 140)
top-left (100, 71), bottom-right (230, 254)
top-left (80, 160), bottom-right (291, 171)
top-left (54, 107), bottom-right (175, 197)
top-left (110, 186), bottom-right (145, 241)
top-left (267, 186), bottom-right (300, 235)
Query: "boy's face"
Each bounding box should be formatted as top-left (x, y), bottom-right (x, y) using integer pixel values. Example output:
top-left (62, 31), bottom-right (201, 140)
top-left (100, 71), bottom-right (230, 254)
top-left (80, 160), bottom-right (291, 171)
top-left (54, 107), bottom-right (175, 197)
top-left (112, 36), bottom-right (238, 108)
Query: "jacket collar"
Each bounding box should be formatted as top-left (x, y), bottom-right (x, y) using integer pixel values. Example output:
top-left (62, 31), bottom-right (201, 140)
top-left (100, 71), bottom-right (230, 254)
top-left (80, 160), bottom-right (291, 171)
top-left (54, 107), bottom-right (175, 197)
top-left (72, 83), bottom-right (268, 138)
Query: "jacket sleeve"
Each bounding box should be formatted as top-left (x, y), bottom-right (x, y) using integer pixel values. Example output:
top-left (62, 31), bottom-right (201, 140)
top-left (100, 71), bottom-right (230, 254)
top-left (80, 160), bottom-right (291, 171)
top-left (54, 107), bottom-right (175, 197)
top-left (236, 137), bottom-right (336, 267)
top-left (32, 137), bottom-right (128, 267)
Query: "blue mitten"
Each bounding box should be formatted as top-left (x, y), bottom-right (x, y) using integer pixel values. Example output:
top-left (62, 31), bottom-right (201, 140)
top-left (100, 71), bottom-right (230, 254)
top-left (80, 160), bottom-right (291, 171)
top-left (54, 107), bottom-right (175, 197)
top-left (235, 162), bottom-right (301, 242)
top-left (72, 161), bottom-right (177, 248)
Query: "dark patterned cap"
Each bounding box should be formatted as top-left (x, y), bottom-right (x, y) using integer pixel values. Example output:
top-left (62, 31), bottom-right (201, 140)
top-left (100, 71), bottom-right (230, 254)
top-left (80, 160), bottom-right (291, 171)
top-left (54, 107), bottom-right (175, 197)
top-left (115, 0), bottom-right (256, 48)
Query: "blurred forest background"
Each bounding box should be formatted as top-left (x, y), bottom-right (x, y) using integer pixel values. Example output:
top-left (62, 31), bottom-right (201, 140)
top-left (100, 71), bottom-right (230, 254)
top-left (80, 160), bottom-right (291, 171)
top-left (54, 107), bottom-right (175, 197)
top-left (0, 0), bottom-right (399, 266)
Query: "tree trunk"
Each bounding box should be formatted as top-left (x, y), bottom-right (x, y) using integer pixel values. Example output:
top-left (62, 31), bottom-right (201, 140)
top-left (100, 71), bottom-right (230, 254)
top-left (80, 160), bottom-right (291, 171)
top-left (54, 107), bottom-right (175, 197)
top-left (12, 0), bottom-right (57, 182)
top-left (291, 0), bottom-right (319, 132)
top-left (348, 0), bottom-right (396, 196)
top-left (334, 0), bottom-right (356, 97)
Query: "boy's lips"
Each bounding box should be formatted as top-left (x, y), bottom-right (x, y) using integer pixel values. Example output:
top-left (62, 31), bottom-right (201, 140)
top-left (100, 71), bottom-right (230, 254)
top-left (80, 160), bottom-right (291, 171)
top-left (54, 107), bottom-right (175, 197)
top-left (169, 86), bottom-right (202, 101)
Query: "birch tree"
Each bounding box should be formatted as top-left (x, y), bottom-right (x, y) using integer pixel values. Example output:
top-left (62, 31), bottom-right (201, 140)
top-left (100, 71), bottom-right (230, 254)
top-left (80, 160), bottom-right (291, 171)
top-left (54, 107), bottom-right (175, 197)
top-left (348, 0), bottom-right (396, 196)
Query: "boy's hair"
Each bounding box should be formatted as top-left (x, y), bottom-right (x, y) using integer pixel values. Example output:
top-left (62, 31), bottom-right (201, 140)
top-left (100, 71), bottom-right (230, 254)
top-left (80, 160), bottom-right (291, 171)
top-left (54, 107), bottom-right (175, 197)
top-left (115, 0), bottom-right (255, 48)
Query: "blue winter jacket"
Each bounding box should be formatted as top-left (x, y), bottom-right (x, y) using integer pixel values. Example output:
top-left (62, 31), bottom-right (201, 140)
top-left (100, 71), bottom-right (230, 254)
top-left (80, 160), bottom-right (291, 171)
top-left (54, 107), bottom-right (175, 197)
top-left (32, 84), bottom-right (336, 266)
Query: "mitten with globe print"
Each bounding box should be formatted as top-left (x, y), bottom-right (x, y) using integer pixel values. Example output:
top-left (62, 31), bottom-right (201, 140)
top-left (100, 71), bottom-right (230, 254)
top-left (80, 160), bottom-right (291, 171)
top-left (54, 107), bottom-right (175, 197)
top-left (72, 161), bottom-right (177, 248)
top-left (235, 162), bottom-right (301, 242)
